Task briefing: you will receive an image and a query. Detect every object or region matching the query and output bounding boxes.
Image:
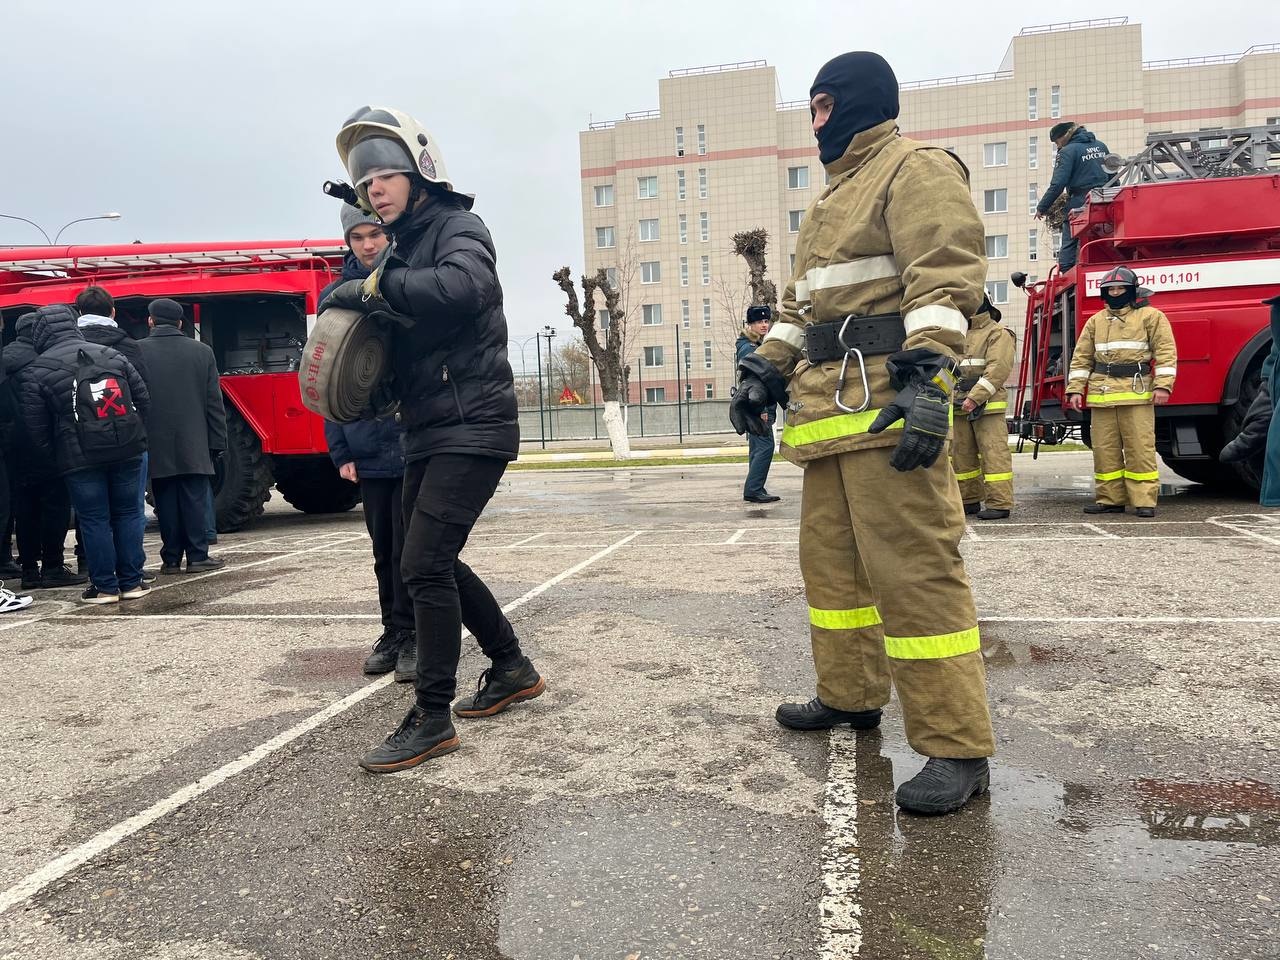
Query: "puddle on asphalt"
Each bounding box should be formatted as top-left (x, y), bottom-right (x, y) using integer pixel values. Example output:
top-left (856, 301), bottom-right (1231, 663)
top-left (257, 645), bottom-right (366, 688)
top-left (981, 632), bottom-right (1079, 668)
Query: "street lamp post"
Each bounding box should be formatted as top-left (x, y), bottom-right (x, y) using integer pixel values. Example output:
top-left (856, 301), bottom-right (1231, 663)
top-left (0, 211), bottom-right (121, 245)
top-left (674, 325), bottom-right (684, 442)
top-left (540, 326), bottom-right (556, 442)
top-left (534, 334), bottom-right (546, 449)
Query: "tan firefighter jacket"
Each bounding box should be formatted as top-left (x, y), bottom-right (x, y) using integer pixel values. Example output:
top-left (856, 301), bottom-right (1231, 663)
top-left (754, 120), bottom-right (988, 465)
top-left (1065, 304), bottom-right (1177, 407)
top-left (956, 312), bottom-right (1016, 416)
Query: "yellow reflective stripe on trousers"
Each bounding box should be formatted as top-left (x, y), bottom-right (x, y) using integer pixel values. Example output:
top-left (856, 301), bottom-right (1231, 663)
top-left (953, 468), bottom-right (982, 481)
top-left (1095, 469), bottom-right (1125, 481)
top-left (782, 409), bottom-right (902, 447)
top-left (1089, 392), bottom-right (1152, 404)
top-left (1124, 470), bottom-right (1159, 482)
top-left (809, 605), bottom-right (883, 630)
top-left (884, 625), bottom-right (981, 660)
top-left (983, 472), bottom-right (1013, 482)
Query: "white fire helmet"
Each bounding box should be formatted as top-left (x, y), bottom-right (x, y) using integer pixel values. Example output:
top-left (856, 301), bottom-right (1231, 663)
top-left (335, 106), bottom-right (473, 210)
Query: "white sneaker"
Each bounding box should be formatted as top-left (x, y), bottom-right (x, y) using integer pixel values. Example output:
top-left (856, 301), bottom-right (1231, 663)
top-left (0, 587), bottom-right (33, 613)
top-left (120, 584), bottom-right (152, 600)
top-left (81, 586), bottom-right (120, 605)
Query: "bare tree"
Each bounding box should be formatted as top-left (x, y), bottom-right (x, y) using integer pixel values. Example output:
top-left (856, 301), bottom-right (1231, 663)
top-left (552, 267), bottom-right (631, 459)
top-left (713, 276), bottom-right (749, 367)
top-left (711, 228), bottom-right (779, 367)
top-left (552, 340), bottom-right (591, 401)
top-left (731, 228), bottom-right (778, 310)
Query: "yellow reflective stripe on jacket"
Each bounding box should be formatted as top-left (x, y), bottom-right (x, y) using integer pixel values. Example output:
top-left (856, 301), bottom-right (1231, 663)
top-left (782, 409), bottom-right (903, 447)
top-left (953, 467), bottom-right (982, 481)
top-left (809, 605), bottom-right (883, 630)
top-left (1124, 469), bottom-right (1159, 482)
top-left (1089, 391), bottom-right (1153, 405)
top-left (985, 401), bottom-right (1008, 412)
top-left (984, 472), bottom-right (1013, 482)
top-left (884, 625), bottom-right (981, 660)
top-left (1095, 469), bottom-right (1125, 481)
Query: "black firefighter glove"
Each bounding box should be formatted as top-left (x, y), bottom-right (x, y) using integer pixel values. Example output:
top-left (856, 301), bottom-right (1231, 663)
top-left (1220, 379), bottom-right (1272, 463)
top-left (868, 348), bottom-right (958, 471)
top-left (729, 352), bottom-right (788, 438)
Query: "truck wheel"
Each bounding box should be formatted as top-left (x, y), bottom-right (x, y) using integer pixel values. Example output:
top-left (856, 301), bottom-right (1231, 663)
top-left (1220, 365), bottom-right (1265, 494)
top-left (274, 457), bottom-right (361, 515)
top-left (213, 409), bottom-right (274, 532)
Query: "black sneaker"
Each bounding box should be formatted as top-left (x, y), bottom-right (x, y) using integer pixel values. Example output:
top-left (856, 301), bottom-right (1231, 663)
top-left (1135, 507), bottom-right (1156, 518)
top-left (363, 628), bottom-right (406, 676)
top-left (41, 566), bottom-right (89, 589)
top-left (744, 493), bottom-right (781, 504)
top-left (20, 569), bottom-right (42, 591)
top-left (186, 557), bottom-right (226, 573)
top-left (140, 571), bottom-right (158, 585)
top-left (976, 508), bottom-right (1010, 521)
top-left (0, 560), bottom-right (22, 580)
top-left (81, 586), bottom-right (120, 605)
top-left (453, 658), bottom-right (546, 718)
top-left (1083, 503), bottom-right (1125, 515)
top-left (895, 757), bottom-right (990, 815)
top-left (776, 697), bottom-right (882, 731)
top-left (394, 637), bottom-right (417, 684)
top-left (963, 501), bottom-right (982, 516)
top-left (159, 564), bottom-right (183, 575)
top-left (358, 706), bottom-right (459, 773)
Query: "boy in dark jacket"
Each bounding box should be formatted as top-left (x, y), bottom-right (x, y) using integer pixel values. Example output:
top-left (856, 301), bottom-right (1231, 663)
top-left (735, 305), bottom-right (779, 503)
top-left (1035, 122), bottom-right (1110, 271)
top-left (324, 106), bottom-right (542, 773)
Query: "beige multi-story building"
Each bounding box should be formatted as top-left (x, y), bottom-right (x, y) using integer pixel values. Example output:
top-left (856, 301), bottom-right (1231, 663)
top-left (578, 18), bottom-right (1280, 402)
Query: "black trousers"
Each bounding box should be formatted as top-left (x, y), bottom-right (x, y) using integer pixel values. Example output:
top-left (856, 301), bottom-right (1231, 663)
top-left (401, 454), bottom-right (521, 712)
top-left (0, 454), bottom-right (11, 563)
top-left (13, 470), bottom-right (71, 571)
top-left (152, 474), bottom-right (211, 567)
top-left (360, 476), bottom-right (413, 632)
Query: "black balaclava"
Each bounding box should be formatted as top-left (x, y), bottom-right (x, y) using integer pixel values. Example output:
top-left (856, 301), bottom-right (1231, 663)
top-left (810, 52), bottom-right (900, 165)
top-left (1103, 288), bottom-right (1137, 311)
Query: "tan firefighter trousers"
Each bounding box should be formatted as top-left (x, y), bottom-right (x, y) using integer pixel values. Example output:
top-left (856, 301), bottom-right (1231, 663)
top-left (1090, 404), bottom-right (1159, 508)
top-left (951, 414), bottom-right (1014, 510)
top-left (799, 447), bottom-right (995, 758)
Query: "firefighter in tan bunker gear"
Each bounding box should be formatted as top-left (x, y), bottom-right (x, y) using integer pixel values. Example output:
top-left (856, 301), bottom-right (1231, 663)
top-left (1065, 266), bottom-right (1176, 518)
top-left (952, 297), bottom-right (1016, 520)
top-left (728, 51), bottom-right (994, 816)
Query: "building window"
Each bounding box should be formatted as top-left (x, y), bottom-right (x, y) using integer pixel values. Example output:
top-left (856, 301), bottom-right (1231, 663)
top-left (787, 166), bottom-right (810, 189)
top-left (789, 253), bottom-right (796, 273)
top-left (704, 382), bottom-right (715, 399)
top-left (788, 210), bottom-right (804, 233)
top-left (1028, 183), bottom-right (1039, 215)
top-left (1050, 85), bottom-right (1061, 119)
top-left (638, 175), bottom-right (658, 200)
top-left (698, 168), bottom-right (708, 199)
top-left (644, 346), bottom-right (664, 366)
top-left (985, 280), bottom-right (1009, 304)
top-left (983, 189), bottom-right (1007, 214)
top-left (700, 256), bottom-right (710, 285)
top-left (678, 213), bottom-right (687, 244)
top-left (677, 169), bottom-right (686, 201)
top-left (640, 260), bottom-right (661, 283)
top-left (642, 304), bottom-right (662, 326)
top-left (594, 184), bottom-right (614, 207)
top-left (1028, 136), bottom-right (1039, 170)
top-left (1051, 232), bottom-right (1062, 255)
top-left (639, 218), bottom-right (659, 242)
top-left (1028, 229), bottom-right (1039, 262)
top-left (683, 340), bottom-right (692, 368)
top-left (597, 308), bottom-right (610, 330)
top-left (645, 386), bottom-right (666, 403)
top-left (702, 298), bottom-right (711, 326)
top-left (685, 382), bottom-right (693, 401)
top-left (703, 340), bottom-right (713, 369)
top-left (697, 123), bottom-right (706, 155)
top-left (679, 257), bottom-right (689, 286)
top-left (985, 235), bottom-right (1008, 260)
top-left (681, 299), bottom-right (690, 328)
top-left (596, 226), bottom-right (615, 248)
top-left (1268, 116), bottom-right (1280, 125)
top-left (699, 211), bottom-right (709, 242)
top-left (605, 267), bottom-right (618, 288)
top-left (983, 142), bottom-right (1008, 167)
top-left (675, 126), bottom-right (684, 157)
top-left (1028, 87), bottom-right (1038, 121)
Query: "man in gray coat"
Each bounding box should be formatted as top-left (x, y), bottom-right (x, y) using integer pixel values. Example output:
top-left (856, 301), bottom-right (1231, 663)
top-left (137, 299), bottom-right (228, 573)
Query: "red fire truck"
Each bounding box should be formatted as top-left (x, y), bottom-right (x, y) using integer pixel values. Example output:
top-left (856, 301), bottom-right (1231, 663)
top-left (0, 240), bottom-right (356, 530)
top-left (1013, 127), bottom-right (1280, 491)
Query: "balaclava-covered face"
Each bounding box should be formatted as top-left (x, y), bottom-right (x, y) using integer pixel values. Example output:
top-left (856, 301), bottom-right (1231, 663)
top-left (810, 52), bottom-right (900, 165)
top-left (1103, 287), bottom-right (1137, 311)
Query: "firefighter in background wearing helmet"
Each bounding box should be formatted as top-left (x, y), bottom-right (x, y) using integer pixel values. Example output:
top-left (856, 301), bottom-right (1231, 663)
top-left (952, 296), bottom-right (1016, 520)
top-left (729, 52), bottom-right (995, 815)
top-left (321, 106), bottom-right (543, 773)
top-left (1065, 266), bottom-right (1177, 517)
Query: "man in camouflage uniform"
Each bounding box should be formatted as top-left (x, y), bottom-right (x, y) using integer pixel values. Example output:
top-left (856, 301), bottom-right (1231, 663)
top-left (730, 51), bottom-right (994, 815)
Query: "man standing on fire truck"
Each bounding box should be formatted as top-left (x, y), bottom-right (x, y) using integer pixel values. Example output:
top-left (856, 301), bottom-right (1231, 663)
top-left (729, 52), bottom-right (995, 815)
top-left (952, 296), bottom-right (1016, 519)
top-left (1065, 266), bottom-right (1177, 517)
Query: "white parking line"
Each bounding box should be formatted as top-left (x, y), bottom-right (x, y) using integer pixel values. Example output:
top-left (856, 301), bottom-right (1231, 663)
top-left (44, 614), bottom-right (383, 621)
top-left (981, 616), bottom-right (1280, 624)
top-left (820, 728), bottom-right (862, 958)
top-left (725, 529), bottom-right (747, 544)
top-left (1206, 518), bottom-right (1280, 548)
top-left (1081, 523), bottom-right (1121, 539)
top-left (0, 530), bottom-right (642, 917)
top-left (506, 533), bottom-right (546, 547)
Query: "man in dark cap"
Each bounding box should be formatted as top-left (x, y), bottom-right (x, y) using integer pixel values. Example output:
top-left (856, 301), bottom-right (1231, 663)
top-left (736, 305), bottom-right (780, 503)
top-left (729, 51), bottom-right (995, 815)
top-left (137, 299), bottom-right (228, 574)
top-left (1035, 121), bottom-right (1110, 270)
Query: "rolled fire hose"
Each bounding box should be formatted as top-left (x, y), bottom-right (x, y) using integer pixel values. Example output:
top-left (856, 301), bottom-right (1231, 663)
top-left (298, 307), bottom-right (390, 423)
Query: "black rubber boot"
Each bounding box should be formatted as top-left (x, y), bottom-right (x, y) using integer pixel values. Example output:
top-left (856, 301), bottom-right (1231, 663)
top-left (393, 637), bottom-right (417, 684)
top-left (976, 508), bottom-right (1010, 520)
top-left (963, 501), bottom-right (981, 516)
top-left (895, 757), bottom-right (990, 815)
top-left (1083, 503), bottom-right (1125, 515)
top-left (363, 628), bottom-right (405, 676)
top-left (775, 697), bottom-right (882, 731)
top-left (453, 658), bottom-right (546, 718)
top-left (358, 706), bottom-right (459, 773)
top-left (1135, 507), bottom-right (1156, 518)
top-left (20, 568), bottom-right (42, 590)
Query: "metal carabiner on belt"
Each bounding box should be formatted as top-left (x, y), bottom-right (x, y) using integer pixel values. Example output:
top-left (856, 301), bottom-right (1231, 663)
top-left (834, 315), bottom-right (872, 414)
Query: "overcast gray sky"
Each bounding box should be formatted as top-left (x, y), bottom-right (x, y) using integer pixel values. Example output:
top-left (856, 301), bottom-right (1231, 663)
top-left (4, 0), bottom-right (1277, 341)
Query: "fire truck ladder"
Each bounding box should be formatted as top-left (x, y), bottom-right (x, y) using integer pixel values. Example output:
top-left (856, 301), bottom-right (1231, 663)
top-left (1102, 124), bottom-right (1280, 187)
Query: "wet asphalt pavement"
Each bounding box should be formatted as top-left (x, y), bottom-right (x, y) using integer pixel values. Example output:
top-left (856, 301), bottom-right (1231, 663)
top-left (0, 451), bottom-right (1277, 959)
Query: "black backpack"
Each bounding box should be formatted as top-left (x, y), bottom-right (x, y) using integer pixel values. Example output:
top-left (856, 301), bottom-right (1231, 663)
top-left (72, 347), bottom-right (145, 464)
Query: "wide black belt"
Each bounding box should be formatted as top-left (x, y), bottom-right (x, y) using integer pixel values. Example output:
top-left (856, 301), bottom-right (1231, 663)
top-left (1094, 361), bottom-right (1146, 377)
top-left (956, 377), bottom-right (981, 393)
top-left (804, 314), bottom-right (904, 364)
